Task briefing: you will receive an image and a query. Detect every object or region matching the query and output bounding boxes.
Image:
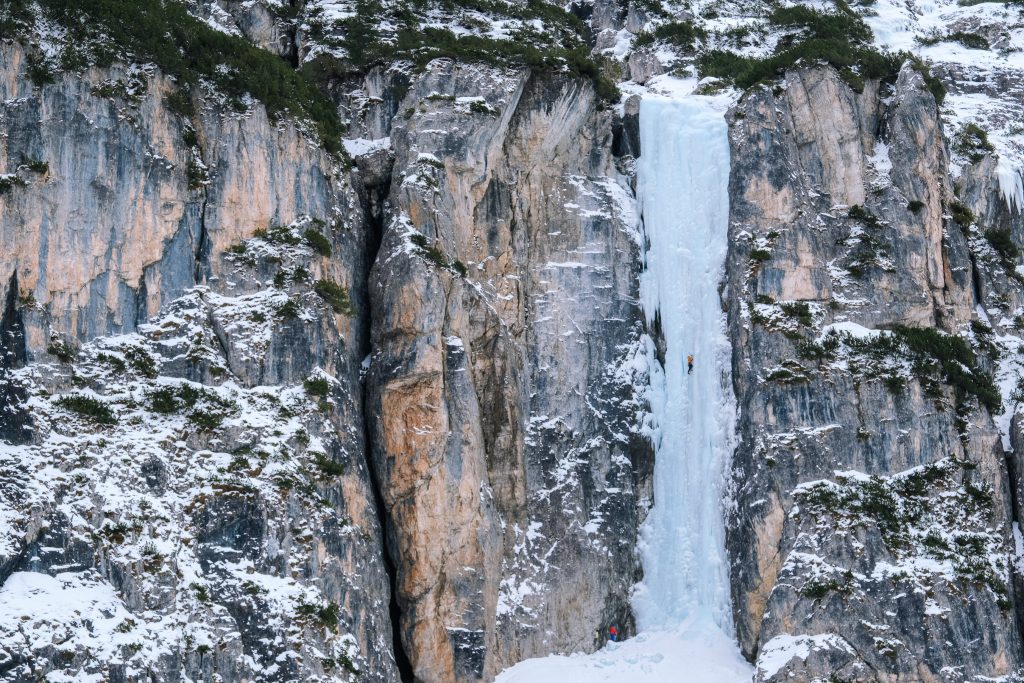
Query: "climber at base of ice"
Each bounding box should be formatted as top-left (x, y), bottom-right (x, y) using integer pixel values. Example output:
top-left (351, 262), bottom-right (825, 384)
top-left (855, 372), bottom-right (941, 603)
top-left (687, 354), bottom-right (694, 374)
top-left (609, 625), bottom-right (618, 642)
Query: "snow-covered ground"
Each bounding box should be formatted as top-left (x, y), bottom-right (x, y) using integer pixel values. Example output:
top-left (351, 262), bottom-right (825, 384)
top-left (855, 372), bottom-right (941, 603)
top-left (497, 615), bottom-right (751, 683)
top-left (498, 87), bottom-right (752, 683)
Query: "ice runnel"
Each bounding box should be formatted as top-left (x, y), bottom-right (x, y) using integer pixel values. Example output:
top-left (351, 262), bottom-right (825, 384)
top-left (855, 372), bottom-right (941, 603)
top-left (634, 96), bottom-right (736, 633)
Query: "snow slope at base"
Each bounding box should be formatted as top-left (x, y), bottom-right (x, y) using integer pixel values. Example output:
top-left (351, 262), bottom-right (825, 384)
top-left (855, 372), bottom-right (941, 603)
top-left (495, 616), bottom-right (751, 683)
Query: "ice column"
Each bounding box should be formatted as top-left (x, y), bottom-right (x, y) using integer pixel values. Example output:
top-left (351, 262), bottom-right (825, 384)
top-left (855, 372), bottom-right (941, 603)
top-left (634, 96), bottom-right (736, 633)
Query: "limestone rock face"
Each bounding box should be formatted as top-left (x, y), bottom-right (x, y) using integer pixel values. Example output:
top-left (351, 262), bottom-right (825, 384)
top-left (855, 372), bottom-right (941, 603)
top-left (0, 38), bottom-right (651, 682)
top-left (724, 64), bottom-right (1024, 681)
top-left (627, 49), bottom-right (664, 85)
top-left (365, 60), bottom-right (652, 681)
top-left (189, 0), bottom-right (291, 56)
top-left (0, 39), bottom-right (394, 683)
top-left (7, 1), bottom-right (1024, 679)
top-left (0, 42), bottom-right (344, 355)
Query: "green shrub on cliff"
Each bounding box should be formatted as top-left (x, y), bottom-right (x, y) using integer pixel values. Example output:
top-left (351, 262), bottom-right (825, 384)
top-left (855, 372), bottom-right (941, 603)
top-left (633, 20), bottom-right (708, 52)
top-left (14, 0), bottom-right (344, 153)
top-left (984, 228), bottom-right (1020, 269)
top-left (308, 0), bottom-right (618, 102)
top-left (303, 228), bottom-right (333, 257)
top-left (699, 5), bottom-right (901, 92)
top-left (892, 325), bottom-right (1002, 413)
top-left (955, 123), bottom-right (996, 163)
top-left (56, 394), bottom-right (117, 425)
top-left (313, 279), bottom-right (353, 316)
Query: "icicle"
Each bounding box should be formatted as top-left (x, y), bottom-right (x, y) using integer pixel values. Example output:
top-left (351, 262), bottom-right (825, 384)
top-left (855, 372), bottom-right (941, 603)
top-left (996, 159), bottom-right (1024, 215)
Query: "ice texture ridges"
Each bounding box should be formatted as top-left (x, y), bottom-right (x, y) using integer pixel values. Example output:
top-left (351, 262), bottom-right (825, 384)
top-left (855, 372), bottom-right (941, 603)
top-left (635, 96), bottom-right (736, 634)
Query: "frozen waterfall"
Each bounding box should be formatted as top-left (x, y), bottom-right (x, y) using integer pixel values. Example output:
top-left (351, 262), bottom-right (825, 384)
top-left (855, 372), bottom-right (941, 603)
top-left (634, 96), bottom-right (736, 633)
top-left (496, 91), bottom-right (751, 683)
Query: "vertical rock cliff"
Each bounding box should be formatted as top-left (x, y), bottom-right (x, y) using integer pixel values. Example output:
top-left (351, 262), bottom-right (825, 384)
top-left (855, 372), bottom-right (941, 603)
top-left (0, 8), bottom-right (652, 681)
top-left (363, 60), bottom-right (650, 680)
top-left (4, 0), bottom-right (1024, 681)
top-left (725, 64), bottom-right (1024, 681)
top-left (0, 36), bottom-right (398, 681)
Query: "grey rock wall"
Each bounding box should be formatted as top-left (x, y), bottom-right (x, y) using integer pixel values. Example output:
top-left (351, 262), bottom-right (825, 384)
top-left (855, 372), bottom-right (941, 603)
top-left (364, 59), bottom-right (651, 681)
top-left (6, 4), bottom-right (1024, 680)
top-left (0, 35), bottom-right (651, 683)
top-left (724, 64), bottom-right (1024, 682)
top-left (0, 38), bottom-right (396, 683)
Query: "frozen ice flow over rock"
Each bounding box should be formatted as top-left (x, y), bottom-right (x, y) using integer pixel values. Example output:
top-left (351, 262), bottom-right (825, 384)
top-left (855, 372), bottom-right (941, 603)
top-left (635, 96), bottom-right (736, 633)
top-left (497, 92), bottom-right (750, 682)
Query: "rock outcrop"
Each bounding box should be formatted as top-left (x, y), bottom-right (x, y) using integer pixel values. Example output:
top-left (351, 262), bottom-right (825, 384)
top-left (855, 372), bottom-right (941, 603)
top-left (0, 42), bottom-right (346, 353)
top-left (364, 60), bottom-right (651, 681)
top-left (725, 64), bottom-right (1024, 681)
top-left (0, 29), bottom-right (651, 683)
top-left (0, 38), bottom-right (395, 682)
